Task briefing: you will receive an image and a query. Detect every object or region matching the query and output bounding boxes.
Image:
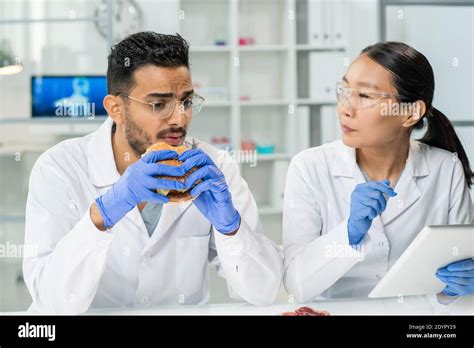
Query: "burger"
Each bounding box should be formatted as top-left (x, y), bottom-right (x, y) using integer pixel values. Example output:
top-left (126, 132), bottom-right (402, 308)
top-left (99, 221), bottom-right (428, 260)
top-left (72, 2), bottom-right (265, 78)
top-left (144, 142), bottom-right (199, 203)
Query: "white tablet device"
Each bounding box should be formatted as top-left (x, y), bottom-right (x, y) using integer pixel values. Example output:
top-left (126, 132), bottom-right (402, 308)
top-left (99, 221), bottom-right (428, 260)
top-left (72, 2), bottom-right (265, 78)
top-left (369, 224), bottom-right (474, 298)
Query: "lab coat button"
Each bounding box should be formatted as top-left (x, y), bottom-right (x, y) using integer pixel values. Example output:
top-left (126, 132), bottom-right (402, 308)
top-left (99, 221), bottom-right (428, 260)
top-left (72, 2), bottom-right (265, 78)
top-left (143, 252), bottom-right (151, 261)
top-left (376, 274), bottom-right (382, 280)
top-left (140, 296), bottom-right (150, 304)
top-left (378, 241), bottom-right (384, 247)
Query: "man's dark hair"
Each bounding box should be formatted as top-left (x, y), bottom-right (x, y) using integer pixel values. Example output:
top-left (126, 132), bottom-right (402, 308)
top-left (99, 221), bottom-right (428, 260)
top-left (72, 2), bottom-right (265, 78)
top-left (107, 31), bottom-right (190, 95)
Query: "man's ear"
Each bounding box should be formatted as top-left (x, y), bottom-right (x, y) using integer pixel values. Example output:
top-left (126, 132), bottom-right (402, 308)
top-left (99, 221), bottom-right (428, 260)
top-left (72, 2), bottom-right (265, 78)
top-left (103, 95), bottom-right (125, 125)
top-left (402, 100), bottom-right (426, 128)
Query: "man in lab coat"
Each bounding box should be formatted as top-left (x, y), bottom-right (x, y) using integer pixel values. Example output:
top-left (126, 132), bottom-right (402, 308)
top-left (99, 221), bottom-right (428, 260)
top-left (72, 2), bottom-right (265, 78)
top-left (23, 32), bottom-right (283, 314)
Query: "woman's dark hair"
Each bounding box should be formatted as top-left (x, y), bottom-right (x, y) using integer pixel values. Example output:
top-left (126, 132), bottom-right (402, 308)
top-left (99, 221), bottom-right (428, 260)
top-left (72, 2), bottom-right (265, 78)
top-left (361, 41), bottom-right (472, 188)
top-left (107, 31), bottom-right (190, 95)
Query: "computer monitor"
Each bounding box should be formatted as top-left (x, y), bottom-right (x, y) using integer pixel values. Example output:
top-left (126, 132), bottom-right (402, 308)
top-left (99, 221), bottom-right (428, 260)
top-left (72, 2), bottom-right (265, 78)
top-left (31, 75), bottom-right (107, 117)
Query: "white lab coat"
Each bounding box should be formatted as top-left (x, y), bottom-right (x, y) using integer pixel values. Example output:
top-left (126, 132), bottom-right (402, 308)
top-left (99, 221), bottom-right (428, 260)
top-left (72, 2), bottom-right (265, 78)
top-left (23, 117), bottom-right (283, 314)
top-left (283, 139), bottom-right (472, 302)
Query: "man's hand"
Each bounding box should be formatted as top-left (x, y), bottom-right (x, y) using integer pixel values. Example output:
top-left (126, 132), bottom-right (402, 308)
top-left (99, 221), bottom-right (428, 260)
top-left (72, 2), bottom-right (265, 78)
top-left (94, 150), bottom-right (186, 229)
top-left (179, 149), bottom-right (241, 235)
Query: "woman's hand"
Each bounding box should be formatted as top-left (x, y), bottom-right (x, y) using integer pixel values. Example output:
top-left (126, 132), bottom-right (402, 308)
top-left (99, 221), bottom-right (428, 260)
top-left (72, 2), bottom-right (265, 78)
top-left (436, 258), bottom-right (474, 296)
top-left (347, 179), bottom-right (397, 246)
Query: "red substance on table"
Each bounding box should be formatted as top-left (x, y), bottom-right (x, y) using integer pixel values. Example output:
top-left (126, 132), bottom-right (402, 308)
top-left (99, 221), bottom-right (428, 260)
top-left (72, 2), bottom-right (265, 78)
top-left (281, 306), bottom-right (330, 316)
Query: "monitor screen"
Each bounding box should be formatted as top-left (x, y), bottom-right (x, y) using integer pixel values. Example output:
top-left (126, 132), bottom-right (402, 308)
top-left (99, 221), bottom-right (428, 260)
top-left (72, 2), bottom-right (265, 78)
top-left (31, 75), bottom-right (107, 117)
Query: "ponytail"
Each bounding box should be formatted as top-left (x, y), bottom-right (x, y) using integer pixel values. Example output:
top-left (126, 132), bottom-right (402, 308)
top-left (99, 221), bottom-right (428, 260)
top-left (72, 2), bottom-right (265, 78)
top-left (418, 107), bottom-right (473, 188)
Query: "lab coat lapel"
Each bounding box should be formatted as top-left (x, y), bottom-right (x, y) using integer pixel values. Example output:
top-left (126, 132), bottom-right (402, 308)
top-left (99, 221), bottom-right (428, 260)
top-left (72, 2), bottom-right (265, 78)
top-left (144, 200), bottom-right (194, 250)
top-left (122, 194), bottom-right (194, 248)
top-left (331, 143), bottom-right (388, 242)
top-left (330, 141), bottom-right (359, 206)
top-left (87, 117), bottom-right (120, 187)
top-left (88, 123), bottom-right (198, 245)
top-left (380, 139), bottom-right (428, 225)
top-left (380, 173), bottom-right (421, 226)
top-left (329, 140), bottom-right (426, 242)
top-left (87, 118), bottom-right (147, 233)
top-left (127, 206), bottom-right (148, 232)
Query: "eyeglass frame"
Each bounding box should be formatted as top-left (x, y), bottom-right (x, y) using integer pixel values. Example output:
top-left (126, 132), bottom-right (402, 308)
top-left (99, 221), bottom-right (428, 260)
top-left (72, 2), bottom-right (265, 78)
top-left (118, 92), bottom-right (205, 118)
top-left (335, 81), bottom-right (408, 110)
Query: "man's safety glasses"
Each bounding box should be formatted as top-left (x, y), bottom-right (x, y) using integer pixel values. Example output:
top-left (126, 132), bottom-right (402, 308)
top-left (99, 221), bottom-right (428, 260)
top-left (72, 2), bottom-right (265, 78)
top-left (119, 93), bottom-right (205, 119)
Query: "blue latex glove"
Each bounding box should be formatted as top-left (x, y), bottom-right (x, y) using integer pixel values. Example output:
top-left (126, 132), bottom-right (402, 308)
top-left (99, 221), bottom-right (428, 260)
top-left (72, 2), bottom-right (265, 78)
top-left (347, 179), bottom-right (397, 246)
top-left (179, 149), bottom-right (241, 235)
top-left (95, 150), bottom-right (186, 229)
top-left (436, 258), bottom-right (474, 297)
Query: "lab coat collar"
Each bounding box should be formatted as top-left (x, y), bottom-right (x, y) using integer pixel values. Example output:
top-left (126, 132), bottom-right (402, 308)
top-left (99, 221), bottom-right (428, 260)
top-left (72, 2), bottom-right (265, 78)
top-left (381, 139), bottom-right (429, 225)
top-left (86, 117), bottom-right (149, 236)
top-left (87, 117), bottom-right (121, 187)
top-left (331, 139), bottom-right (430, 227)
top-left (87, 117), bottom-right (199, 188)
top-left (87, 118), bottom-right (195, 248)
top-left (330, 138), bottom-right (430, 179)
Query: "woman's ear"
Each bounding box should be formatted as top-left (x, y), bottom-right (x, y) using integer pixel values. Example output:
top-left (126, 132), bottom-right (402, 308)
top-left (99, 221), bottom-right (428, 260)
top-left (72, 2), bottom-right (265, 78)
top-left (103, 95), bottom-right (125, 126)
top-left (402, 100), bottom-right (426, 128)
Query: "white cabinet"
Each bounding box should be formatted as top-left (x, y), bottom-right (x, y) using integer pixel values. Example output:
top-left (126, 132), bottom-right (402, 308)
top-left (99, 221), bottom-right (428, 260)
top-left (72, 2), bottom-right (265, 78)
top-left (309, 51), bottom-right (345, 102)
top-left (307, 0), bottom-right (348, 47)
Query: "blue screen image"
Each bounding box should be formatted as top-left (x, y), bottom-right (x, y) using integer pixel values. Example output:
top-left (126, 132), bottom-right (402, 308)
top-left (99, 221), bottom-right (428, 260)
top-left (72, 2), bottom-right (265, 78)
top-left (32, 76), bottom-right (107, 117)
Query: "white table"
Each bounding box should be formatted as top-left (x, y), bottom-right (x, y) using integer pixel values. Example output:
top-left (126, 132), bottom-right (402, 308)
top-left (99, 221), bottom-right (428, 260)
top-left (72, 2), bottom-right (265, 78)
top-left (2, 295), bottom-right (472, 315)
top-left (85, 295), bottom-right (473, 316)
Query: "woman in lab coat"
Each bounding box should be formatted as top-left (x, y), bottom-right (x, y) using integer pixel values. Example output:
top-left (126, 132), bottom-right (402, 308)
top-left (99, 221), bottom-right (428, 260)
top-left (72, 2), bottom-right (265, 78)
top-left (283, 42), bottom-right (473, 302)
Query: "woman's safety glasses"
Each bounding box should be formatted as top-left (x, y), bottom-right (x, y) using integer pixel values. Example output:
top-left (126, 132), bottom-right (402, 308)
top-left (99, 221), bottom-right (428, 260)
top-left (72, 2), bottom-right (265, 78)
top-left (335, 82), bottom-right (407, 110)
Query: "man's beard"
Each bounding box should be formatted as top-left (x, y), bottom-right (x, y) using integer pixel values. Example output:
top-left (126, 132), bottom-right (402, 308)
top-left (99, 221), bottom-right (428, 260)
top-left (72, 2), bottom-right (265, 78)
top-left (123, 109), bottom-right (188, 157)
top-left (124, 110), bottom-right (152, 157)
